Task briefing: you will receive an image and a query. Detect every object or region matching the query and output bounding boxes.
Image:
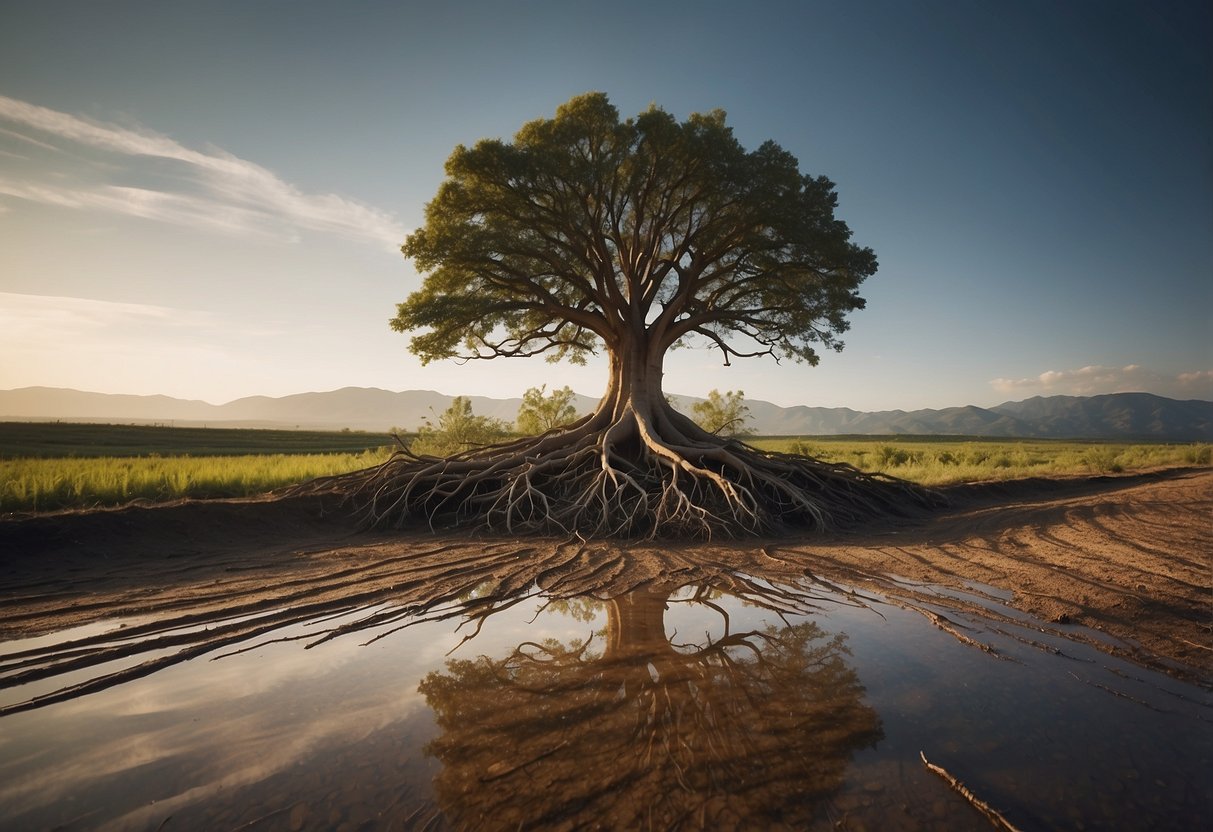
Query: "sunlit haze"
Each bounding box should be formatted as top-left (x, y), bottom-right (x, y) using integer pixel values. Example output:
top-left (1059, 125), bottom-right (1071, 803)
top-left (1, 1), bottom-right (1209, 410)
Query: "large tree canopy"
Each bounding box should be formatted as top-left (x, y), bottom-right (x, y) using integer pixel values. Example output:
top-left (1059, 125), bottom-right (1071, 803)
top-left (330, 93), bottom-right (933, 537)
top-left (394, 92), bottom-right (874, 375)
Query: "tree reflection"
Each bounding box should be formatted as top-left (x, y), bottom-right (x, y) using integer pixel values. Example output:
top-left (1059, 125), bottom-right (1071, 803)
top-left (418, 582), bottom-right (882, 829)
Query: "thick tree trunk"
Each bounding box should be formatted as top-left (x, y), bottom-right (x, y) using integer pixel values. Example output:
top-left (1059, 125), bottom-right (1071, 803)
top-left (596, 335), bottom-right (666, 423)
top-left (603, 585), bottom-right (674, 661)
top-left (589, 334), bottom-right (710, 454)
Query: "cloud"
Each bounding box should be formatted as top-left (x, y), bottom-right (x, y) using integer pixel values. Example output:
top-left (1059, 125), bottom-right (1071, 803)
top-left (1177, 370), bottom-right (1213, 387)
top-left (990, 364), bottom-right (1213, 400)
top-left (0, 290), bottom-right (185, 336)
top-left (0, 123), bottom-right (61, 152)
top-left (0, 94), bottom-right (407, 247)
top-left (0, 179), bottom-right (295, 240)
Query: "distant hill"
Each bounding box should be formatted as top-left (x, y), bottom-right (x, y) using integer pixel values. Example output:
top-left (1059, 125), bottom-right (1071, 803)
top-left (988, 393), bottom-right (1213, 439)
top-left (1, 386), bottom-right (1210, 441)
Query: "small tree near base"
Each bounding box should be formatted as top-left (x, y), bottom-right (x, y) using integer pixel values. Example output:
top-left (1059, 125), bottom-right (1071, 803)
top-left (410, 397), bottom-right (509, 458)
top-left (326, 93), bottom-right (938, 537)
top-left (692, 390), bottom-right (754, 438)
top-left (516, 385), bottom-right (580, 436)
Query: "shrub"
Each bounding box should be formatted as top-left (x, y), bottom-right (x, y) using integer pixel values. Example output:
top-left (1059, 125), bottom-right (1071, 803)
top-left (691, 390), bottom-right (754, 437)
top-left (411, 397), bottom-right (510, 457)
top-left (1082, 447), bottom-right (1123, 473)
top-left (875, 445), bottom-right (911, 467)
top-left (516, 386), bottom-right (580, 435)
top-left (1184, 444), bottom-right (1211, 465)
top-left (788, 439), bottom-right (817, 457)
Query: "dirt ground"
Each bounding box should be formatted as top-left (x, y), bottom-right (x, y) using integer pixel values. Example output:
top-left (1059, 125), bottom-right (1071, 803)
top-left (1, 467), bottom-right (1209, 687)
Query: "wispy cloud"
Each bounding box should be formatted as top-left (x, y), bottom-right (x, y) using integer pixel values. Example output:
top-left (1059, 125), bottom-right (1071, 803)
top-left (0, 291), bottom-right (208, 347)
top-left (0, 179), bottom-right (295, 240)
top-left (990, 364), bottom-right (1213, 400)
top-left (0, 94), bottom-right (407, 247)
top-left (0, 123), bottom-right (61, 152)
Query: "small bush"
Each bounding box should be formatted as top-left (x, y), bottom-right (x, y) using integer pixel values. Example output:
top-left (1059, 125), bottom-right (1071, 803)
top-left (788, 439), bottom-right (816, 457)
top-left (410, 397), bottom-right (510, 457)
top-left (875, 445), bottom-right (909, 466)
top-left (516, 385), bottom-right (580, 435)
top-left (1082, 447), bottom-right (1122, 473)
top-left (1184, 444), bottom-right (1211, 465)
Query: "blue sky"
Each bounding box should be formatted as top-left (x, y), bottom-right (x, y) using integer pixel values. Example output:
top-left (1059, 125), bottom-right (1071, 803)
top-left (0, 0), bottom-right (1209, 410)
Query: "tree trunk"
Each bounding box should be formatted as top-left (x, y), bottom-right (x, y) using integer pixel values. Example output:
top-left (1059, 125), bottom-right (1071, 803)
top-left (599, 334), bottom-right (665, 420)
top-left (603, 585), bottom-right (674, 661)
top-left (590, 332), bottom-right (707, 453)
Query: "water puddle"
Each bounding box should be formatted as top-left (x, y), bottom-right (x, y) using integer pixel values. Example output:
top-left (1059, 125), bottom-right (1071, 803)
top-left (0, 575), bottom-right (1208, 830)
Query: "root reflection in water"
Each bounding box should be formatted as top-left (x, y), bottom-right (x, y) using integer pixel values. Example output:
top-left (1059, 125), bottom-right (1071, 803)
top-left (419, 580), bottom-right (883, 830)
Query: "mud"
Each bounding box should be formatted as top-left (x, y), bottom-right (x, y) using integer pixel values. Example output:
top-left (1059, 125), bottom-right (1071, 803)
top-left (2, 468), bottom-right (1209, 684)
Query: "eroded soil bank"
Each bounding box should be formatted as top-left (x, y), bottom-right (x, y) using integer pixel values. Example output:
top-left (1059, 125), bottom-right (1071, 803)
top-left (2, 468), bottom-right (1209, 683)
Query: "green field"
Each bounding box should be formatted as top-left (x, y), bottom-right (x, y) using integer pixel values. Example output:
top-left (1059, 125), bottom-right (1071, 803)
top-left (749, 436), bottom-right (1210, 486)
top-left (0, 421), bottom-right (398, 457)
top-left (0, 422), bottom-right (400, 512)
top-left (1, 450), bottom-right (393, 512)
top-left (1, 423), bottom-right (1207, 513)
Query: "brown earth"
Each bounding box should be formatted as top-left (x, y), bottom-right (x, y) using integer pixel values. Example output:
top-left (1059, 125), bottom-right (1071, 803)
top-left (1, 467), bottom-right (1209, 689)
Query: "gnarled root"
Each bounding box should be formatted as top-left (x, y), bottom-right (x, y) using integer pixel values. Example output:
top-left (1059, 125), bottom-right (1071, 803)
top-left (299, 411), bottom-right (943, 539)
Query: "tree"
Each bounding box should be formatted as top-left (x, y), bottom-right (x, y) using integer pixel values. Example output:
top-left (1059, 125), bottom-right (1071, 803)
top-left (410, 396), bottom-right (509, 457)
top-left (516, 385), bottom-right (579, 435)
top-left (418, 581), bottom-right (882, 829)
top-left (341, 92), bottom-right (932, 535)
top-left (691, 389), bottom-right (754, 437)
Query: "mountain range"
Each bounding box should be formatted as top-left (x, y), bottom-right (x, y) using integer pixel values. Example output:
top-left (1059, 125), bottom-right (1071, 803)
top-left (1, 387), bottom-right (1210, 441)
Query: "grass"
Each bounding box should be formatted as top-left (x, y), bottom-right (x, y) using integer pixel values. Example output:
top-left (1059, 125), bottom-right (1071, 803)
top-left (1, 449), bottom-right (392, 513)
top-left (749, 437), bottom-right (1211, 486)
top-left (1, 423), bottom-right (1208, 513)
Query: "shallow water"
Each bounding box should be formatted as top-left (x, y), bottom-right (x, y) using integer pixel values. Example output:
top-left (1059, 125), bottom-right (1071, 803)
top-left (0, 576), bottom-right (1208, 831)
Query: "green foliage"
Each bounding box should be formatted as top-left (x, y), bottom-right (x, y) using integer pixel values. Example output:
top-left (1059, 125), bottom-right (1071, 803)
top-left (691, 389), bottom-right (754, 437)
top-left (875, 445), bottom-right (914, 466)
top-left (516, 385), bottom-right (580, 435)
top-left (1080, 447), bottom-right (1123, 473)
top-left (1184, 444), bottom-right (1212, 464)
top-left (787, 439), bottom-right (816, 456)
top-left (543, 597), bottom-right (605, 623)
top-left (393, 92), bottom-right (874, 371)
top-left (410, 397), bottom-right (510, 457)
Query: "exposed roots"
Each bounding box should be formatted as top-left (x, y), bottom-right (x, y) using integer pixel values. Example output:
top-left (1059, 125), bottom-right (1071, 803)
top-left (301, 411), bottom-right (942, 538)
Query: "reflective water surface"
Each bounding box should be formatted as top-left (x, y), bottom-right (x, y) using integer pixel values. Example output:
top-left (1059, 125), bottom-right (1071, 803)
top-left (1, 575), bottom-right (1209, 830)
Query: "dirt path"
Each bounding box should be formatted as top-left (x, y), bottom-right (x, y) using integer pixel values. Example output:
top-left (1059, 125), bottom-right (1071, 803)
top-left (2, 469), bottom-right (1209, 689)
top-left (786, 468), bottom-right (1212, 677)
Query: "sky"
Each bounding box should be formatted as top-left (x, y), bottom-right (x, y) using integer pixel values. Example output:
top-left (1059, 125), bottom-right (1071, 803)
top-left (0, 0), bottom-right (1209, 411)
